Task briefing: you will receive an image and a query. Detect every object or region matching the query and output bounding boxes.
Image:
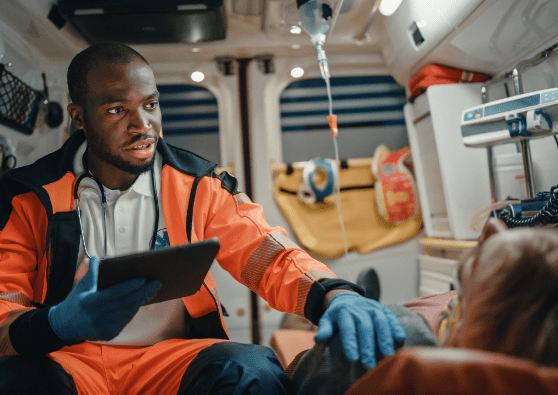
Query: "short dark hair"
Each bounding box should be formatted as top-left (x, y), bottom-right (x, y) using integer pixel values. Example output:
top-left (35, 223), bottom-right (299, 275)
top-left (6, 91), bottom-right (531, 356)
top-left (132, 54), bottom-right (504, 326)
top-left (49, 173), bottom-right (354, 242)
top-left (67, 42), bottom-right (149, 105)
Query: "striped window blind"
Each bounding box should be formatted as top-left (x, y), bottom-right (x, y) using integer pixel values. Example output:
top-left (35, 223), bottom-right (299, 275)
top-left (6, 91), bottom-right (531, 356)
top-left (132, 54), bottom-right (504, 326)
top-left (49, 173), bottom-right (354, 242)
top-left (280, 76), bottom-right (408, 163)
top-left (158, 84), bottom-right (221, 164)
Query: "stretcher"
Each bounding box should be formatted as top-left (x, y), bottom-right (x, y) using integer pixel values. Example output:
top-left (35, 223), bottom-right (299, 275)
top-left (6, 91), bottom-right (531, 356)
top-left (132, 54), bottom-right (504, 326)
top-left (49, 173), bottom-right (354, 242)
top-left (270, 292), bottom-right (558, 395)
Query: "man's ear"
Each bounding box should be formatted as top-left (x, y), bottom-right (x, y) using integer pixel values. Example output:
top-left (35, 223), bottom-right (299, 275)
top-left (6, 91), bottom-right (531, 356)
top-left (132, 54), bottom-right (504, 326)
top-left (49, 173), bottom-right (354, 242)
top-left (479, 217), bottom-right (507, 244)
top-left (67, 103), bottom-right (84, 130)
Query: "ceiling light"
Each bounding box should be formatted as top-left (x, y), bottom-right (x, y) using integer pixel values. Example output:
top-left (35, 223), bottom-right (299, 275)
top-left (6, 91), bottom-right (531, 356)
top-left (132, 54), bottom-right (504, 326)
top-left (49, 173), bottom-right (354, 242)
top-left (291, 44), bottom-right (301, 49)
top-left (290, 26), bottom-right (302, 34)
top-left (192, 47), bottom-right (201, 53)
top-left (291, 67), bottom-right (304, 78)
top-left (378, 0), bottom-right (403, 16)
top-left (191, 71), bottom-right (205, 82)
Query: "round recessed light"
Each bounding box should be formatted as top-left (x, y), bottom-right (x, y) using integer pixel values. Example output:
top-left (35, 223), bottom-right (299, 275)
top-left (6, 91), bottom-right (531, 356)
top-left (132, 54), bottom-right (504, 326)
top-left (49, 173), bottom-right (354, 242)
top-left (291, 67), bottom-right (304, 78)
top-left (290, 26), bottom-right (302, 34)
top-left (191, 71), bottom-right (205, 82)
top-left (192, 47), bottom-right (201, 53)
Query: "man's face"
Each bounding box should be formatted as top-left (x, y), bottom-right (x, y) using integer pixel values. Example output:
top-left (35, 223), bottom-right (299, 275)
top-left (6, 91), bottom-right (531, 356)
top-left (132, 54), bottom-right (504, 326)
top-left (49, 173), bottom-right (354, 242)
top-left (75, 59), bottom-right (161, 176)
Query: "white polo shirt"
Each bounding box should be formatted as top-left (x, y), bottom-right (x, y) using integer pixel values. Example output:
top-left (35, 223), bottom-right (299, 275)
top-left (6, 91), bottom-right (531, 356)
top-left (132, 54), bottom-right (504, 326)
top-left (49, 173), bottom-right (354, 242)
top-left (73, 141), bottom-right (188, 345)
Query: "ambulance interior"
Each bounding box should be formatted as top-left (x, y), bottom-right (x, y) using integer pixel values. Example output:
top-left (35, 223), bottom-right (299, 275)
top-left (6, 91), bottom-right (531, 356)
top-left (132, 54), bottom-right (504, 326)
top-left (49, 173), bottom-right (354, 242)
top-left (2, 0), bottom-right (558, 393)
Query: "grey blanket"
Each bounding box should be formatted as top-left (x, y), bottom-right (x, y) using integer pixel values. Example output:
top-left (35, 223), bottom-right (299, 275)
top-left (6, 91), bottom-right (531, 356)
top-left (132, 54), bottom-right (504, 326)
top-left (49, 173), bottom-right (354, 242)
top-left (291, 304), bottom-right (439, 395)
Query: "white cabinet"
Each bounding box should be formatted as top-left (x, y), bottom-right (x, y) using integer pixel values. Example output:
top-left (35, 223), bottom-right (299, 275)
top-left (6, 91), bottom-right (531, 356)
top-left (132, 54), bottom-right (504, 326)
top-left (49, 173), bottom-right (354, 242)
top-left (418, 255), bottom-right (458, 296)
top-left (405, 83), bottom-right (492, 240)
top-left (418, 237), bottom-right (477, 296)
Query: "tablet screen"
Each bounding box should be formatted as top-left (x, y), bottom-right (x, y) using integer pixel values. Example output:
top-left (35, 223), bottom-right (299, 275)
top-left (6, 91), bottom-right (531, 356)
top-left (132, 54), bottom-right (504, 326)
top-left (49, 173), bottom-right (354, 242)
top-left (97, 238), bottom-right (220, 305)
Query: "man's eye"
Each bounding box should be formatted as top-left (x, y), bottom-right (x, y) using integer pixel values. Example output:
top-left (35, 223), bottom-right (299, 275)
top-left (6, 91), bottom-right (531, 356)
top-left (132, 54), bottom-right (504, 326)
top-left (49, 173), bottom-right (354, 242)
top-left (146, 101), bottom-right (158, 109)
top-left (108, 107), bottom-right (123, 114)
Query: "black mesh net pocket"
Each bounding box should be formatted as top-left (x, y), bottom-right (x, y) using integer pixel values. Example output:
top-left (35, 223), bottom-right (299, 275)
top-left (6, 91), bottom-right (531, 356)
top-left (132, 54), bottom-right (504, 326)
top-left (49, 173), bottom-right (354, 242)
top-left (0, 63), bottom-right (45, 135)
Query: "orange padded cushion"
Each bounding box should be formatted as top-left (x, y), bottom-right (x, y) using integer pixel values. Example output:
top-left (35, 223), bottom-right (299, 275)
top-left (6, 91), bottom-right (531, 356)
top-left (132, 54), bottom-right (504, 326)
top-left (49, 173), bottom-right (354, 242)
top-left (345, 347), bottom-right (558, 395)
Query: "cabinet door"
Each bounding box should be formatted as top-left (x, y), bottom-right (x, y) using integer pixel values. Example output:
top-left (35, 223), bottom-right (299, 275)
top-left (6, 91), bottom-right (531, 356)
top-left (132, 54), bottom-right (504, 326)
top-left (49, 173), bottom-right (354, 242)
top-left (405, 83), bottom-right (491, 240)
top-left (404, 101), bottom-right (451, 238)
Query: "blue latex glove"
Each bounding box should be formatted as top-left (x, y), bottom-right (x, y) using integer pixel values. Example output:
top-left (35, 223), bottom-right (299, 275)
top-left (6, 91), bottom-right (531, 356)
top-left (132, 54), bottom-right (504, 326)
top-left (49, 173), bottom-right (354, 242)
top-left (48, 257), bottom-right (162, 343)
top-left (314, 293), bottom-right (406, 369)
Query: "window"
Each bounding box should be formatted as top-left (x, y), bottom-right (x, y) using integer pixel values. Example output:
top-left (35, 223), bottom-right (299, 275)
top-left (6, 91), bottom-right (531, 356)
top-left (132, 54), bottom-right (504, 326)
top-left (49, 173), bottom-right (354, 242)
top-left (280, 75), bottom-right (408, 163)
top-left (158, 84), bottom-right (220, 164)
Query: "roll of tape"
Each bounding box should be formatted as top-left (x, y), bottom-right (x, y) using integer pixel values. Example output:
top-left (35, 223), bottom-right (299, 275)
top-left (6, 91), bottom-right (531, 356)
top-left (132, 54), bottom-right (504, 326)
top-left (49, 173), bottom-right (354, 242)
top-left (299, 158), bottom-right (337, 203)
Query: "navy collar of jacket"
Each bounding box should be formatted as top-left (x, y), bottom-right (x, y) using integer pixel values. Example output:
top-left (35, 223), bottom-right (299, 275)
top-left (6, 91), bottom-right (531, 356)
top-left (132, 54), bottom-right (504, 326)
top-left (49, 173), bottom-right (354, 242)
top-left (0, 130), bottom-right (217, 231)
top-left (5, 129), bottom-right (217, 189)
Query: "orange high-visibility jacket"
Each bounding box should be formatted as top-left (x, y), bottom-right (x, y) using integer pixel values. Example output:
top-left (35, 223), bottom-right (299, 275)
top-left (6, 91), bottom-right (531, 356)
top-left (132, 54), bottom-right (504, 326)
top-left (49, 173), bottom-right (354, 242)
top-left (0, 130), bottom-right (351, 356)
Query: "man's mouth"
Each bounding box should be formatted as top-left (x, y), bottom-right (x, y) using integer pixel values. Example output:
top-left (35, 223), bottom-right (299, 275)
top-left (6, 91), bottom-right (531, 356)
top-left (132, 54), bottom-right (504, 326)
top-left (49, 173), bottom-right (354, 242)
top-left (126, 139), bottom-right (157, 159)
top-left (126, 138), bottom-right (157, 151)
top-left (132, 143), bottom-right (151, 150)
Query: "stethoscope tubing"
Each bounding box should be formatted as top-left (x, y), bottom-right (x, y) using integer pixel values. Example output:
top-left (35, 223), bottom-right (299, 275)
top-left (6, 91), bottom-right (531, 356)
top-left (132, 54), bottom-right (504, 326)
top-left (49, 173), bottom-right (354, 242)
top-left (74, 172), bottom-right (108, 260)
top-left (73, 160), bottom-right (159, 260)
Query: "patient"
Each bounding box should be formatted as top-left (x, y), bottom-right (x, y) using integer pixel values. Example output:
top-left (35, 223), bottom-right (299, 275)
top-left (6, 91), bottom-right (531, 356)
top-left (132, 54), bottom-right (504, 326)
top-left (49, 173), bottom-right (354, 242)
top-left (292, 218), bottom-right (558, 394)
top-left (447, 218), bottom-right (558, 365)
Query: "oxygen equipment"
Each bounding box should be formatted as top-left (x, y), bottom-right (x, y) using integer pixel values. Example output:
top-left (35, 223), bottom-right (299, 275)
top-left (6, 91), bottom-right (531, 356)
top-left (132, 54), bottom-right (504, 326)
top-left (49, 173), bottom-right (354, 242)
top-left (461, 88), bottom-right (558, 148)
top-left (495, 188), bottom-right (558, 228)
top-left (297, 0), bottom-right (348, 253)
top-left (459, 42), bottom-right (558, 229)
top-left (461, 87), bottom-right (558, 228)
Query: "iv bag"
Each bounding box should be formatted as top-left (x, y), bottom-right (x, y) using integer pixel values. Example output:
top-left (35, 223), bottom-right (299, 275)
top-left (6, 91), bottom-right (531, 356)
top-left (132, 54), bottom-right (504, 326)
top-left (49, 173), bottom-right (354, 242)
top-left (299, 0), bottom-right (333, 38)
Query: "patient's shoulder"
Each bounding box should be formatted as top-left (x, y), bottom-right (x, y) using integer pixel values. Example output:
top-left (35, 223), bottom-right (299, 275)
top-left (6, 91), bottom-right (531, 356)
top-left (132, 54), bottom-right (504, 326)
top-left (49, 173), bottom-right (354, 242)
top-left (402, 291), bottom-right (457, 336)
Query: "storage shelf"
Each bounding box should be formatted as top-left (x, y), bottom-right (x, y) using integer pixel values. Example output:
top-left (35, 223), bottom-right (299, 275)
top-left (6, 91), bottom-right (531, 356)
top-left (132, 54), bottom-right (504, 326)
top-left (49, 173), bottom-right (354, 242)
top-left (420, 237), bottom-right (477, 254)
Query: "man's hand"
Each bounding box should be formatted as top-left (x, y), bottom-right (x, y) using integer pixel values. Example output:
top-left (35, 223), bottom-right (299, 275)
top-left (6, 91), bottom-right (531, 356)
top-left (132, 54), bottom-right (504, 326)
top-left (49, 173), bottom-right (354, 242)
top-left (48, 257), bottom-right (161, 344)
top-left (314, 293), bottom-right (406, 369)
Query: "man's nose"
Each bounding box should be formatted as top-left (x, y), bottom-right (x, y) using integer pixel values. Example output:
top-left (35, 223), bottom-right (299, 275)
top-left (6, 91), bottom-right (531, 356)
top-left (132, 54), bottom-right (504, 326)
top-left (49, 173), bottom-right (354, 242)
top-left (129, 109), bottom-right (152, 134)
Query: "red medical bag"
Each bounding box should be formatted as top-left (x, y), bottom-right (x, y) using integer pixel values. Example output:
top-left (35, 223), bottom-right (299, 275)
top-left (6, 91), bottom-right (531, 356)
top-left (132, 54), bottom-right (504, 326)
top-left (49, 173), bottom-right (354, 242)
top-left (409, 64), bottom-right (491, 101)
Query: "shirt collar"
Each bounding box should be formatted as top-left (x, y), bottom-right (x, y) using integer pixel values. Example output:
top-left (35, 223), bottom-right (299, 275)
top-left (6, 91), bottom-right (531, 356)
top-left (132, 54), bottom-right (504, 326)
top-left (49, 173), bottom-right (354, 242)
top-left (73, 141), bottom-right (87, 176)
top-left (129, 168), bottom-right (154, 197)
top-left (73, 141), bottom-right (161, 198)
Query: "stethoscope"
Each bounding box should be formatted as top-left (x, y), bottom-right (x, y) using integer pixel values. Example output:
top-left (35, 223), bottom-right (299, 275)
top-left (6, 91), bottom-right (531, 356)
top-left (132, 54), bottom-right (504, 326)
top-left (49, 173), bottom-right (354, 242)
top-left (73, 151), bottom-right (160, 260)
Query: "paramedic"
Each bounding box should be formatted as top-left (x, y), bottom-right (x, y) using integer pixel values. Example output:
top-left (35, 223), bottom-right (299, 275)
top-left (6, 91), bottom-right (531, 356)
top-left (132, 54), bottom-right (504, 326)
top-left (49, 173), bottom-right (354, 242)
top-left (0, 42), bottom-right (405, 395)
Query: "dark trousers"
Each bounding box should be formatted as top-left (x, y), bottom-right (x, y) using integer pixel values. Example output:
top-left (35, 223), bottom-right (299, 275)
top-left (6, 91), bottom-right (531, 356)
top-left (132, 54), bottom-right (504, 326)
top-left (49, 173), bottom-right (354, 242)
top-left (0, 342), bottom-right (293, 395)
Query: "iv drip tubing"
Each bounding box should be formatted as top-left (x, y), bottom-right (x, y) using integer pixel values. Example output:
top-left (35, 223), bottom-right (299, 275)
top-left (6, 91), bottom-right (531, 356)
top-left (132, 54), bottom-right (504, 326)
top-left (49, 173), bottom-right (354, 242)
top-left (326, 75), bottom-right (349, 255)
top-left (332, 134), bottom-right (349, 255)
top-left (325, 76), bottom-right (333, 116)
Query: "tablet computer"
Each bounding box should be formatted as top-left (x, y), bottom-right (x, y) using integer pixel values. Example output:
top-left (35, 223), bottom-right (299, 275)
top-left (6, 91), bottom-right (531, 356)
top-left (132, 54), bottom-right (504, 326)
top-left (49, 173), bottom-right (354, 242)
top-left (97, 238), bottom-right (220, 306)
